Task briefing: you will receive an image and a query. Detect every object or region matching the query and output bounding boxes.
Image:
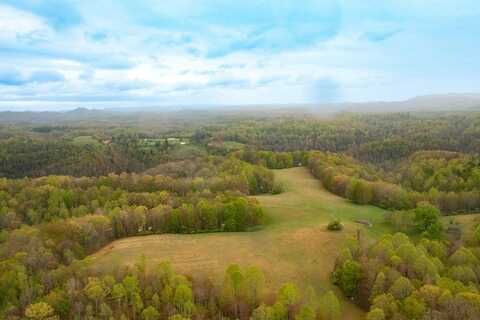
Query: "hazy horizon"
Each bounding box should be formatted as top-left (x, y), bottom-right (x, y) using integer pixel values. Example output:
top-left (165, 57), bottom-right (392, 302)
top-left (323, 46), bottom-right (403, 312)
top-left (1, 92), bottom-right (480, 113)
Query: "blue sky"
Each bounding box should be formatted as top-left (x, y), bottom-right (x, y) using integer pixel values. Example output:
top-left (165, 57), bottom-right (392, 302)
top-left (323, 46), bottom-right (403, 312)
top-left (0, 0), bottom-right (479, 110)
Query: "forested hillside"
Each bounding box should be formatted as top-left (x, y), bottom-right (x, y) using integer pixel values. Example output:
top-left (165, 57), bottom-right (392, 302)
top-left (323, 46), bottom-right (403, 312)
top-left (198, 112), bottom-right (480, 165)
top-left (1, 109), bottom-right (480, 319)
top-left (2, 111), bottom-right (480, 179)
top-left (0, 156), bottom-right (275, 319)
top-left (334, 206), bottom-right (480, 320)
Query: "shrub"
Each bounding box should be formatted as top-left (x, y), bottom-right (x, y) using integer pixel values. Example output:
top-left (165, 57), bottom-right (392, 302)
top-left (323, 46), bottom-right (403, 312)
top-left (271, 181), bottom-right (285, 195)
top-left (327, 220), bottom-right (343, 231)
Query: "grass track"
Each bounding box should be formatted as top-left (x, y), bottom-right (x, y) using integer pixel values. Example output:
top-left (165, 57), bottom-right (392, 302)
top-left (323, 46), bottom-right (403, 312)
top-left (91, 167), bottom-right (391, 319)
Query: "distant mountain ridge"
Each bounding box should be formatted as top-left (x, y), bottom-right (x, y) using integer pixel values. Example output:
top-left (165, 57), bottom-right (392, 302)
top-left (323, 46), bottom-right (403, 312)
top-left (317, 93), bottom-right (480, 114)
top-left (0, 93), bottom-right (479, 124)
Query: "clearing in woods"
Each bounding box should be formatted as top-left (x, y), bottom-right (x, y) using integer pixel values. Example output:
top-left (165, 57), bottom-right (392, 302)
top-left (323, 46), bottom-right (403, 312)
top-left (91, 167), bottom-right (391, 319)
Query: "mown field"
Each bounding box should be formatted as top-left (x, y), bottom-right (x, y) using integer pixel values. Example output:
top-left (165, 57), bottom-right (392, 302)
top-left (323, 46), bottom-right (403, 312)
top-left (91, 167), bottom-right (392, 319)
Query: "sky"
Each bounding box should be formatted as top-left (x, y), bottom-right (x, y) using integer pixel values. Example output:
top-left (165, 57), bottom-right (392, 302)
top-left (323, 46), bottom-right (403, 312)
top-left (0, 0), bottom-right (479, 110)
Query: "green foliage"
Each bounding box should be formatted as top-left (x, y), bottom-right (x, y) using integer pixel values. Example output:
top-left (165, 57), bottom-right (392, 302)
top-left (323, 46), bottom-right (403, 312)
top-left (394, 151), bottom-right (480, 193)
top-left (334, 260), bottom-right (362, 298)
top-left (389, 277), bottom-right (414, 300)
top-left (346, 179), bottom-right (373, 205)
top-left (308, 151), bottom-right (480, 214)
top-left (7, 256), bottom-right (333, 319)
top-left (414, 202), bottom-right (442, 235)
top-left (236, 150), bottom-right (307, 169)
top-left (174, 284), bottom-right (194, 316)
top-left (271, 181), bottom-right (285, 195)
top-left (295, 306), bottom-right (315, 320)
top-left (318, 291), bottom-right (341, 320)
top-left (327, 220), bottom-right (343, 231)
top-left (278, 283), bottom-right (300, 307)
top-left (4, 110), bottom-right (480, 320)
top-left (402, 296), bottom-right (426, 319)
top-left (334, 232), bottom-right (480, 319)
top-left (474, 224), bottom-right (480, 244)
top-left (0, 173), bottom-right (267, 235)
top-left (366, 308), bottom-right (385, 320)
top-left (25, 302), bottom-right (56, 319)
top-left (387, 202), bottom-right (445, 239)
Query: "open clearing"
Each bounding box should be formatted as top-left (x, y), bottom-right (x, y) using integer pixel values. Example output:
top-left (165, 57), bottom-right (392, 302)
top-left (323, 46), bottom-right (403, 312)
top-left (91, 167), bottom-right (391, 319)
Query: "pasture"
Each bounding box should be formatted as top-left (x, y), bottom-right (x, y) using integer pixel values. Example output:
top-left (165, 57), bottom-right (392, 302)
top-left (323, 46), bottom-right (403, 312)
top-left (91, 167), bottom-right (391, 319)
top-left (72, 135), bottom-right (102, 147)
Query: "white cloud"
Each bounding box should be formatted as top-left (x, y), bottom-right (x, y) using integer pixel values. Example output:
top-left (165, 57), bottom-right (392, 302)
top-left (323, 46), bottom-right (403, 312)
top-left (0, 0), bottom-right (478, 109)
top-left (0, 5), bottom-right (51, 42)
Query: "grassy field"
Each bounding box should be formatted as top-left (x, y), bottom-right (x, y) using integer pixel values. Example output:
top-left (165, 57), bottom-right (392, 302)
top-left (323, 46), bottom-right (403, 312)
top-left (91, 167), bottom-right (391, 319)
top-left (442, 213), bottom-right (480, 240)
top-left (72, 135), bottom-right (102, 147)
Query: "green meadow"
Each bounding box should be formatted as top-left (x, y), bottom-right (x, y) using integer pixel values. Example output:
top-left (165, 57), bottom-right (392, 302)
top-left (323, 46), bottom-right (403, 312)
top-left (92, 167), bottom-right (392, 319)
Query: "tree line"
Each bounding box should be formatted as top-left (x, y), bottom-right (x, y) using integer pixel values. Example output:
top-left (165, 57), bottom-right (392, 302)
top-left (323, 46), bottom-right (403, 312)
top-left (392, 150), bottom-right (480, 193)
top-left (234, 150), bottom-right (309, 169)
top-left (195, 112), bottom-right (480, 166)
top-left (0, 159), bottom-right (277, 318)
top-left (2, 253), bottom-right (344, 320)
top-left (2, 193), bottom-right (264, 265)
top-left (0, 157), bottom-right (273, 230)
top-left (307, 151), bottom-right (480, 215)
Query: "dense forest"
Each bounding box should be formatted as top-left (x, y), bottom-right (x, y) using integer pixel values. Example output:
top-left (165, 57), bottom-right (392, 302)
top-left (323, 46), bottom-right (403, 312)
top-left (0, 156), bottom-right (273, 229)
top-left (198, 112), bottom-right (480, 165)
top-left (334, 203), bottom-right (480, 320)
top-left (307, 151), bottom-right (480, 214)
top-left (0, 156), bottom-right (274, 319)
top-left (1, 109), bottom-right (480, 319)
top-left (2, 111), bottom-right (480, 179)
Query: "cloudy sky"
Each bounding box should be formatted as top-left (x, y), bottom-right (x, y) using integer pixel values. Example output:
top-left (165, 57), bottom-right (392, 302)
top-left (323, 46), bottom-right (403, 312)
top-left (0, 0), bottom-right (479, 110)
